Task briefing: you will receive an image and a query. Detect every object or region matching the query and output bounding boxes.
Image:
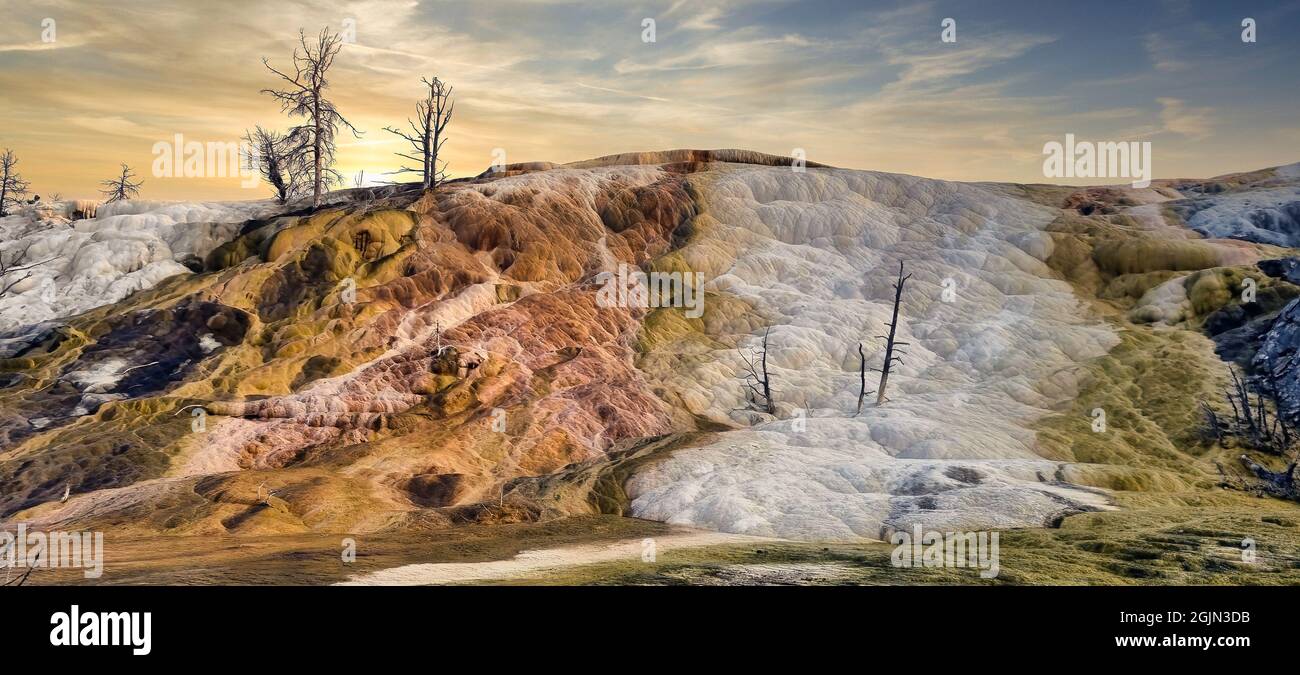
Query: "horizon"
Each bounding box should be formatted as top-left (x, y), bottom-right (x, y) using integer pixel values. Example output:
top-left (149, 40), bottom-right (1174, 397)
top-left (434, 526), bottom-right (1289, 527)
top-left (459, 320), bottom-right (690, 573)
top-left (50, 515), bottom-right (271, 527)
top-left (2, 0), bottom-right (1300, 200)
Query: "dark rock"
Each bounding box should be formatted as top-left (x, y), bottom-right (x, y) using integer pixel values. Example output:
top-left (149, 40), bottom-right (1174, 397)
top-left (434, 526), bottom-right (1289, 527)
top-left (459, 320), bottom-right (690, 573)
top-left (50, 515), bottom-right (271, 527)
top-left (1258, 257), bottom-right (1300, 285)
top-left (406, 472), bottom-right (468, 506)
top-left (292, 355), bottom-right (344, 390)
top-left (1212, 311), bottom-right (1280, 368)
top-left (0, 321), bottom-right (67, 359)
top-left (178, 254), bottom-right (205, 273)
top-left (943, 466), bottom-right (984, 485)
top-left (1253, 297), bottom-right (1300, 425)
top-left (77, 300), bottom-right (250, 398)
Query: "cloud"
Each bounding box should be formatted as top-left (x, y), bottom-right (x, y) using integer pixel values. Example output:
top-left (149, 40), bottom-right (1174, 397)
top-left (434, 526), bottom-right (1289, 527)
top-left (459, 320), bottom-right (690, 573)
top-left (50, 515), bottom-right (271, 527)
top-left (66, 116), bottom-right (153, 138)
top-left (1157, 97), bottom-right (1214, 139)
top-left (879, 32), bottom-right (1056, 93)
top-left (574, 83), bottom-right (671, 103)
top-left (0, 41), bottom-right (71, 53)
top-left (613, 32), bottom-right (821, 74)
top-left (0, 0), bottom-right (1293, 198)
top-left (1144, 32), bottom-right (1189, 72)
top-left (677, 7), bottom-right (726, 31)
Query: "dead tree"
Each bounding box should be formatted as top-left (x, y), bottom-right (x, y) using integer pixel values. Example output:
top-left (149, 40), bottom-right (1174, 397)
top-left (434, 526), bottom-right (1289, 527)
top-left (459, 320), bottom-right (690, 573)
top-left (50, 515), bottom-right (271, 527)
top-left (261, 28), bottom-right (362, 207)
top-left (856, 343), bottom-right (874, 414)
top-left (739, 327), bottom-right (775, 415)
top-left (0, 242), bottom-right (58, 297)
top-left (244, 126), bottom-right (304, 204)
top-left (0, 148), bottom-right (31, 217)
top-left (1213, 366), bottom-right (1295, 456)
top-left (1267, 386), bottom-right (1293, 451)
top-left (874, 261), bottom-right (911, 405)
top-left (1201, 366), bottom-right (1298, 501)
top-left (1199, 400), bottom-right (1224, 444)
top-left (1239, 455), bottom-right (1300, 501)
top-left (99, 163), bottom-right (143, 202)
top-left (384, 76), bottom-right (454, 189)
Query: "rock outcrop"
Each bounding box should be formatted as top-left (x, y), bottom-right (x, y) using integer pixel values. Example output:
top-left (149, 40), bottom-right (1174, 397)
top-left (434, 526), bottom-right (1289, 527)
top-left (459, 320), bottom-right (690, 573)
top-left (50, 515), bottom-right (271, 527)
top-left (2, 150), bottom-right (1299, 543)
top-left (1254, 298), bottom-right (1300, 425)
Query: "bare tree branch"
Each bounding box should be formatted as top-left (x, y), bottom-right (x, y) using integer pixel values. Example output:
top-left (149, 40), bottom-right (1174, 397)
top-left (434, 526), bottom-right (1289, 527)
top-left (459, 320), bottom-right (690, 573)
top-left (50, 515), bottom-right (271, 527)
top-left (99, 163), bottom-right (143, 202)
top-left (244, 126), bottom-right (307, 204)
top-left (737, 327), bottom-right (775, 415)
top-left (0, 148), bottom-right (32, 217)
top-left (856, 343), bottom-right (875, 414)
top-left (261, 28), bottom-right (362, 207)
top-left (383, 76), bottom-right (454, 189)
top-left (874, 261), bottom-right (911, 406)
top-left (0, 242), bottom-right (59, 298)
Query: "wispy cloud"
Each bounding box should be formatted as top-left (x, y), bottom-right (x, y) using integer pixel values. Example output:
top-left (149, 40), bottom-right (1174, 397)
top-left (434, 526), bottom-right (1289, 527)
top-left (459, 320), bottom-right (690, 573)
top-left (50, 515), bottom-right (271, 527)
top-left (1144, 32), bottom-right (1189, 72)
top-left (1157, 97), bottom-right (1214, 139)
top-left (677, 7), bottom-right (726, 31)
top-left (65, 116), bottom-right (153, 138)
top-left (0, 0), bottom-right (1296, 199)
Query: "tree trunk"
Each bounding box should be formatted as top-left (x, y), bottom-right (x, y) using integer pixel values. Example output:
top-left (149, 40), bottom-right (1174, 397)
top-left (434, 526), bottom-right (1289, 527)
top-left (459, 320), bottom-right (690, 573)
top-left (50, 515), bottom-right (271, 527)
top-left (857, 344), bottom-right (867, 414)
top-left (424, 84), bottom-right (435, 188)
top-left (312, 97), bottom-right (323, 206)
top-left (761, 333), bottom-right (772, 414)
top-left (422, 125), bottom-right (431, 189)
top-left (1241, 456), bottom-right (1300, 501)
top-left (0, 162), bottom-right (8, 217)
top-left (875, 372), bottom-right (890, 406)
top-left (876, 262), bottom-right (908, 405)
top-left (431, 122), bottom-right (441, 188)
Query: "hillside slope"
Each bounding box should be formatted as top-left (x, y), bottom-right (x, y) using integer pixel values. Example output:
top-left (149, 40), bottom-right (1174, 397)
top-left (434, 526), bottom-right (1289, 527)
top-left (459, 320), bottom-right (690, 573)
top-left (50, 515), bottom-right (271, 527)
top-left (3, 150), bottom-right (1300, 581)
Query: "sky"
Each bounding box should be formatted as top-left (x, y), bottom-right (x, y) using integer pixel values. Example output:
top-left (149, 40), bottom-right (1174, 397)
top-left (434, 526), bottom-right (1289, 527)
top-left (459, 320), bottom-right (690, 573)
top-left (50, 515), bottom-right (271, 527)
top-left (1, 0), bottom-right (1298, 200)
